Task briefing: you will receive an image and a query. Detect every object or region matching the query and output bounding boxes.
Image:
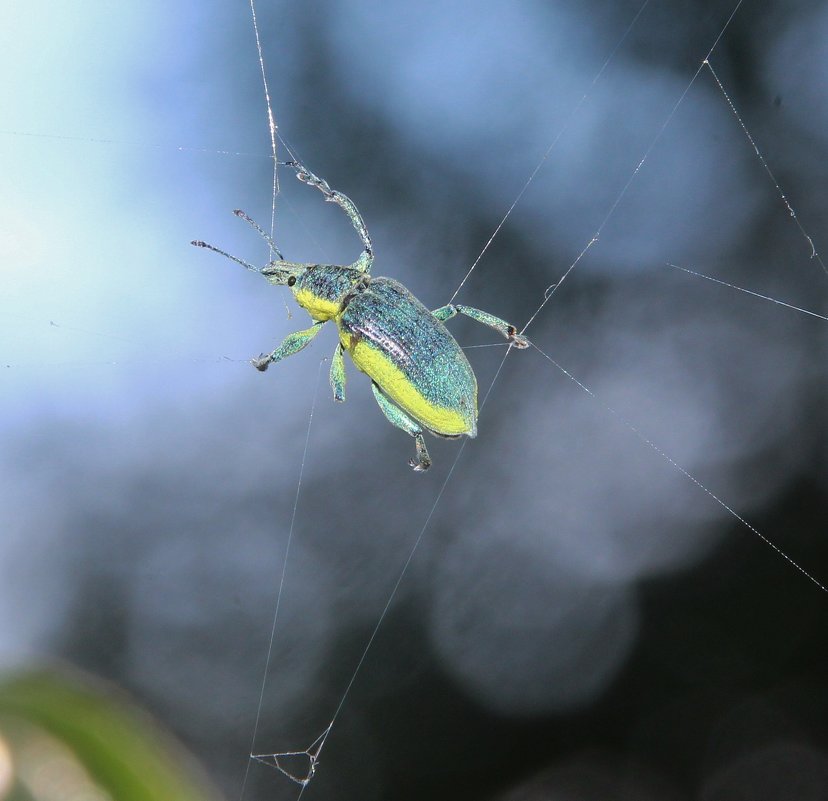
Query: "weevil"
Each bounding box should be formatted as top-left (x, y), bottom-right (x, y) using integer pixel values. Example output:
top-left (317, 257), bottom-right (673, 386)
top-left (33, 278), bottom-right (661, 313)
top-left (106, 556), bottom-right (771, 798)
top-left (192, 161), bottom-right (529, 471)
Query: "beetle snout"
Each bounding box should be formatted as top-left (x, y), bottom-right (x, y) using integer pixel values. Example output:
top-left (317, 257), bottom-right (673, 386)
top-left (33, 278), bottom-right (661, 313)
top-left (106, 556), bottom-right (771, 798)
top-left (261, 264), bottom-right (288, 278)
top-left (261, 264), bottom-right (302, 287)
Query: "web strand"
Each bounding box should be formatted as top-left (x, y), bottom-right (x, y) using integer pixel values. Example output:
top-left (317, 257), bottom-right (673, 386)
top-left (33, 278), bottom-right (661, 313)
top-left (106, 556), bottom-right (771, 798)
top-left (528, 341), bottom-right (828, 594)
top-left (253, 724), bottom-right (332, 788)
top-left (667, 262), bottom-right (828, 322)
top-left (704, 59), bottom-right (827, 276)
top-left (238, 358), bottom-right (325, 801)
top-left (448, 0), bottom-right (652, 305)
top-left (523, 0), bottom-right (746, 337)
top-left (248, 0), bottom-right (280, 253)
top-left (0, 128), bottom-right (270, 158)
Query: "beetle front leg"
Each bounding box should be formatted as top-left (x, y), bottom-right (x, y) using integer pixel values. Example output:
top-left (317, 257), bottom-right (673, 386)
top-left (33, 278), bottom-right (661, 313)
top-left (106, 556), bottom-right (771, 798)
top-left (432, 304), bottom-right (529, 348)
top-left (253, 321), bottom-right (325, 372)
top-left (330, 343), bottom-right (346, 402)
top-left (370, 382), bottom-right (431, 471)
top-left (285, 160), bottom-right (374, 272)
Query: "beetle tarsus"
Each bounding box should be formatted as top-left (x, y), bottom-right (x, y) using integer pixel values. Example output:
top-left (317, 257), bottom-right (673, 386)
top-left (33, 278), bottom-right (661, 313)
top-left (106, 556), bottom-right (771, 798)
top-left (252, 354), bottom-right (272, 372)
top-left (409, 433), bottom-right (432, 471)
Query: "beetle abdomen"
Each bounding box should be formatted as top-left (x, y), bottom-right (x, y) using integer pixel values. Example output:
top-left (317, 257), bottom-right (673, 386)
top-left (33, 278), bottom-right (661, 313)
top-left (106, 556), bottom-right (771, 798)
top-left (337, 278), bottom-right (478, 437)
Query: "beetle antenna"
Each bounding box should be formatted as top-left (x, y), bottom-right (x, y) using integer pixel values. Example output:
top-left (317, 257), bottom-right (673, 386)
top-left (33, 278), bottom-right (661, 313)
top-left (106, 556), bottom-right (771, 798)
top-left (190, 240), bottom-right (261, 273)
top-left (234, 209), bottom-right (284, 260)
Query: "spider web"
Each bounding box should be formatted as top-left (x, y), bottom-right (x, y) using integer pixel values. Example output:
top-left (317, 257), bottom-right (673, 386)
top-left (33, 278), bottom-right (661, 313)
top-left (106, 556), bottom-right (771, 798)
top-left (1, 1), bottom-right (827, 800)
top-left (233, 0), bottom-right (827, 797)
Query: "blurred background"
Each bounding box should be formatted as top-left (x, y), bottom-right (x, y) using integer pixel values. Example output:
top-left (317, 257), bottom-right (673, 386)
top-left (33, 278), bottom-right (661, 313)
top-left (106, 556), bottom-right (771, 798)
top-left (1, 0), bottom-right (827, 799)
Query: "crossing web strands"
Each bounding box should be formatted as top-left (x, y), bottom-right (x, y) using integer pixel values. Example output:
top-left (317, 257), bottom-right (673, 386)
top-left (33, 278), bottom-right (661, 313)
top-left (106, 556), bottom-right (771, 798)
top-left (1, 1), bottom-right (827, 800)
top-left (231, 0), bottom-right (828, 797)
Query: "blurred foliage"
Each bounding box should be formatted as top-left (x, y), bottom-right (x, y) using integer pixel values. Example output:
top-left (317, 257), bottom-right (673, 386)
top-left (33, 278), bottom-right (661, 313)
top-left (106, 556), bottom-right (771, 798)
top-left (0, 669), bottom-right (223, 801)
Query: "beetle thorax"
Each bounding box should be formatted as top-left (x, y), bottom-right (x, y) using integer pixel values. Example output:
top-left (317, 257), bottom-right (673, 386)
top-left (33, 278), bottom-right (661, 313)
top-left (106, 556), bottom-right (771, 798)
top-left (293, 264), bottom-right (368, 321)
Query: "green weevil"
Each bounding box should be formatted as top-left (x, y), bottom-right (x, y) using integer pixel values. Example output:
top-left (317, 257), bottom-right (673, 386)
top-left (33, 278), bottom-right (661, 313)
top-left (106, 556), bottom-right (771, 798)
top-left (193, 161), bottom-right (529, 471)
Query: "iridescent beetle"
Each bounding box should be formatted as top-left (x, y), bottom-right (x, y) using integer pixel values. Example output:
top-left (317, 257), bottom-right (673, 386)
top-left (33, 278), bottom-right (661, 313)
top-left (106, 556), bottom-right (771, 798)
top-left (193, 162), bottom-right (529, 471)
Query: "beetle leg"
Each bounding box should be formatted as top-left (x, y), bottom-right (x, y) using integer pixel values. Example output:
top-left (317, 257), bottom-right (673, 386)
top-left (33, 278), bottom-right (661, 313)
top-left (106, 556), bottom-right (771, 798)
top-left (285, 160), bottom-right (374, 272)
top-left (430, 305), bottom-right (455, 323)
top-left (253, 321), bottom-right (325, 372)
top-left (431, 304), bottom-right (530, 348)
top-left (370, 382), bottom-right (431, 472)
top-left (330, 343), bottom-right (346, 402)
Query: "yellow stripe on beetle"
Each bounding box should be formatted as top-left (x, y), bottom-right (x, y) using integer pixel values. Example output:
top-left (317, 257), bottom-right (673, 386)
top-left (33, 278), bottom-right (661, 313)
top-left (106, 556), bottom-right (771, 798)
top-left (294, 288), bottom-right (340, 321)
top-left (347, 338), bottom-right (475, 437)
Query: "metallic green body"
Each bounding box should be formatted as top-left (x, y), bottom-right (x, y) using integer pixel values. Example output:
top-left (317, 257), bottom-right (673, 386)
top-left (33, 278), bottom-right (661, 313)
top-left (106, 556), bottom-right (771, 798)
top-left (193, 160), bottom-right (528, 470)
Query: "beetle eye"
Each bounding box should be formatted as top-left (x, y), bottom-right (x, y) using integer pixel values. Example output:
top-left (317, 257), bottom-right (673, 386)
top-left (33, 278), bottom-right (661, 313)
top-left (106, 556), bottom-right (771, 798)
top-left (287, 276), bottom-right (297, 286)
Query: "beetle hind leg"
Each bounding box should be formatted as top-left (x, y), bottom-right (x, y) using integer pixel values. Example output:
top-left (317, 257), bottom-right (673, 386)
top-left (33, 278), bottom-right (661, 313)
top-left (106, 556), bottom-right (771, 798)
top-left (432, 304), bottom-right (529, 348)
top-left (370, 382), bottom-right (431, 471)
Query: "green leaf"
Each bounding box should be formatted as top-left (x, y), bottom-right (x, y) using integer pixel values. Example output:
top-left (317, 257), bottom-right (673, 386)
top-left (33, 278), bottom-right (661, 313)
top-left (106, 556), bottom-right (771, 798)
top-left (0, 669), bottom-right (223, 801)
